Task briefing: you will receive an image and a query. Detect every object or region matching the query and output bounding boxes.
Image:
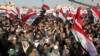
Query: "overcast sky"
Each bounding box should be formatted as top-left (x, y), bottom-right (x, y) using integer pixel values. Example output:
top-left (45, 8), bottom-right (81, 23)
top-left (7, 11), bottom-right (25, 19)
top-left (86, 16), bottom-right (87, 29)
top-left (0, 0), bottom-right (100, 8)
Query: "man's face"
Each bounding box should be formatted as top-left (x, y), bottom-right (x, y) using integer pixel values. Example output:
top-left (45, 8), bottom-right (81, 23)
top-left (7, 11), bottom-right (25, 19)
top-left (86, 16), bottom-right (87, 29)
top-left (55, 41), bottom-right (59, 46)
top-left (12, 37), bottom-right (17, 45)
top-left (60, 33), bottom-right (65, 38)
top-left (65, 39), bottom-right (71, 44)
top-left (22, 41), bottom-right (29, 47)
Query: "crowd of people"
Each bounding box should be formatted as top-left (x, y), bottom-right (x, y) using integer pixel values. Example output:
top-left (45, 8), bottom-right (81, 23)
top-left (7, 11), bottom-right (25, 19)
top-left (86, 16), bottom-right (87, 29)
top-left (0, 8), bottom-right (100, 56)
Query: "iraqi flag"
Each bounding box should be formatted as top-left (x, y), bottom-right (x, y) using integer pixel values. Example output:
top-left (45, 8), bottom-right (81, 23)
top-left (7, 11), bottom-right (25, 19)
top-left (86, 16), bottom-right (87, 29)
top-left (81, 9), bottom-right (88, 17)
top-left (6, 9), bottom-right (17, 20)
top-left (42, 4), bottom-right (50, 10)
top-left (58, 8), bottom-right (66, 22)
top-left (72, 7), bottom-right (98, 56)
top-left (7, 13), bottom-right (15, 20)
top-left (21, 11), bottom-right (38, 25)
top-left (91, 7), bottom-right (100, 22)
top-left (67, 9), bottom-right (75, 20)
top-left (52, 8), bottom-right (66, 22)
top-left (41, 4), bottom-right (50, 15)
top-left (0, 8), bottom-right (7, 16)
top-left (16, 7), bottom-right (22, 19)
top-left (27, 8), bottom-right (35, 15)
top-left (0, 8), bottom-right (6, 13)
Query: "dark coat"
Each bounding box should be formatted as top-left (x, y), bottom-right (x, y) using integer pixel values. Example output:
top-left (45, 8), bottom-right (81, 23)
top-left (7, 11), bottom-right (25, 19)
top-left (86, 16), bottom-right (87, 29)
top-left (0, 32), bottom-right (9, 56)
top-left (17, 44), bottom-right (33, 56)
top-left (70, 42), bottom-right (90, 56)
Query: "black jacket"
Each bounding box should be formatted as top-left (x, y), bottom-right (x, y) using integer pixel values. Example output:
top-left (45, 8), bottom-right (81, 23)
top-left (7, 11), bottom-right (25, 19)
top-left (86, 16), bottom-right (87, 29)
top-left (17, 44), bottom-right (33, 56)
